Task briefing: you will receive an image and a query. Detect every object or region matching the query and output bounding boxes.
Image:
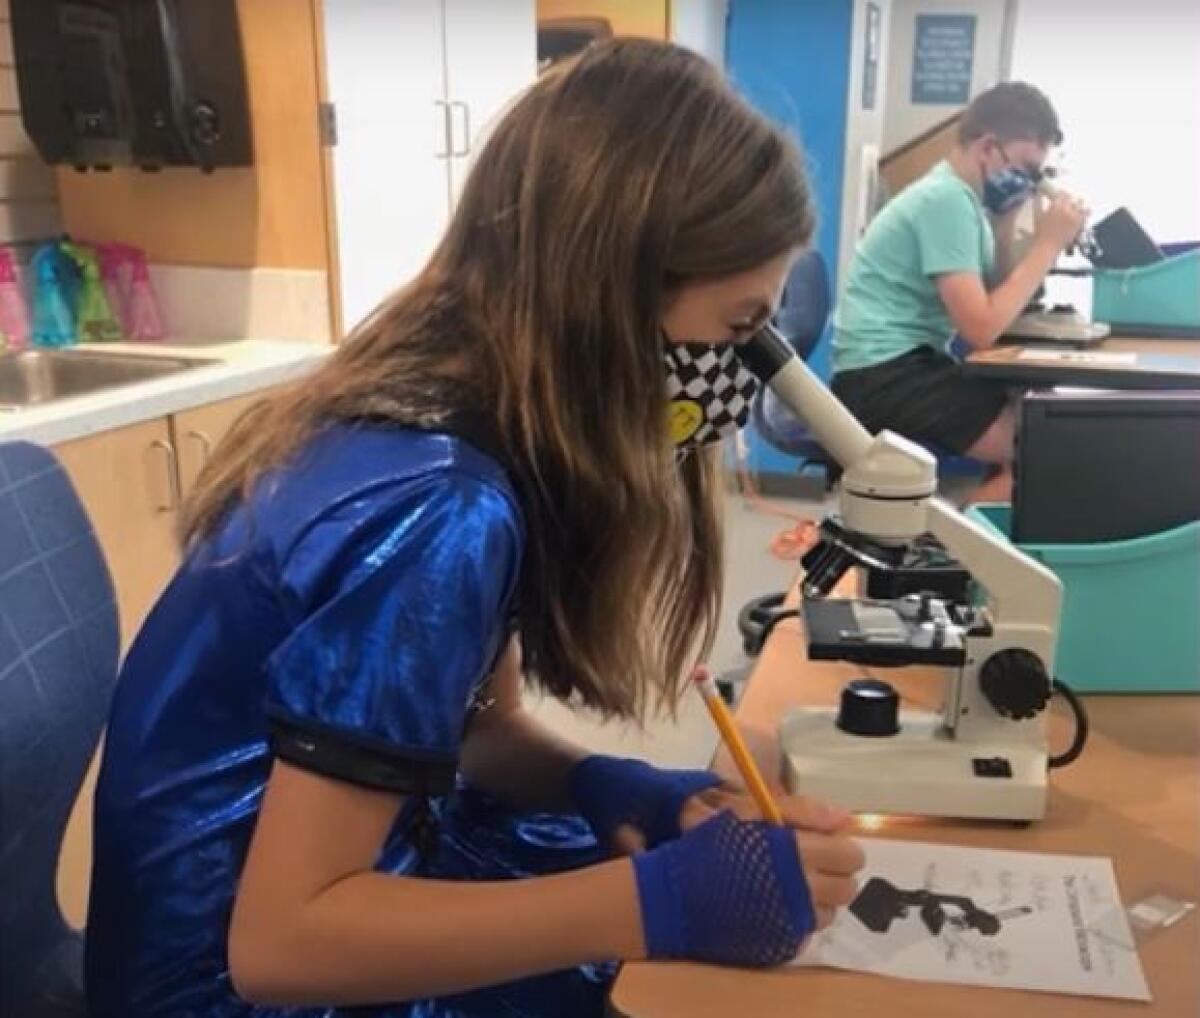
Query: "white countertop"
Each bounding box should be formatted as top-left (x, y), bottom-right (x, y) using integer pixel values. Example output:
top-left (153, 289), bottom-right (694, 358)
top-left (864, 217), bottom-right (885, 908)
top-left (0, 339), bottom-right (331, 447)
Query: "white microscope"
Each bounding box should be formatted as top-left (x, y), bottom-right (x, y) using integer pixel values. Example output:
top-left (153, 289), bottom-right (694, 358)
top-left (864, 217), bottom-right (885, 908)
top-left (737, 325), bottom-right (1069, 822)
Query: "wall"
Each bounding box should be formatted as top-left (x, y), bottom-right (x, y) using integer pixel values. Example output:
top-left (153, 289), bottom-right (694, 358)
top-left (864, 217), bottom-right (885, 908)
top-left (879, 114), bottom-right (959, 197)
top-left (54, 0), bottom-right (328, 271)
top-left (536, 0), bottom-right (668, 38)
top-left (727, 0), bottom-right (853, 296)
top-left (0, 0), bottom-right (59, 243)
top-left (1010, 0), bottom-right (1200, 245)
top-left (727, 0), bottom-right (854, 477)
top-left (837, 0), bottom-right (893, 289)
top-left (882, 0), bottom-right (1009, 154)
top-left (670, 0), bottom-right (728, 66)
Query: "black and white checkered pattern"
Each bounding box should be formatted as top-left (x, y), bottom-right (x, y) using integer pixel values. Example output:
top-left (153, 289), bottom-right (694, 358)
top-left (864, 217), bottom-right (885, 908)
top-left (664, 342), bottom-right (760, 446)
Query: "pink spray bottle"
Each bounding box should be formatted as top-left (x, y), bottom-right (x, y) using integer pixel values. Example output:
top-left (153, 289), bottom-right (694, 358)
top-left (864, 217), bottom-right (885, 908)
top-left (121, 244), bottom-right (166, 342)
top-left (98, 243), bottom-right (130, 334)
top-left (0, 248), bottom-right (31, 352)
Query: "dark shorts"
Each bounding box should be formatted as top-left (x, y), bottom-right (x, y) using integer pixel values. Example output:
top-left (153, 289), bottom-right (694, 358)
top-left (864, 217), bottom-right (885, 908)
top-left (831, 346), bottom-right (1008, 454)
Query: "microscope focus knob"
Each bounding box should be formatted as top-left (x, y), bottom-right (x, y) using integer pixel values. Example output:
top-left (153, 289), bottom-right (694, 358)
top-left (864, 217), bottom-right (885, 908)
top-left (979, 649), bottom-right (1051, 721)
top-left (837, 678), bottom-right (901, 736)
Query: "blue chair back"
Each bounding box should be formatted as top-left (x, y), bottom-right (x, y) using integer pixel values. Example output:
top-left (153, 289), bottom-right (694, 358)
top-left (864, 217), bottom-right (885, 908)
top-left (752, 254), bottom-right (985, 482)
top-left (775, 248), bottom-right (831, 360)
top-left (752, 249), bottom-right (834, 462)
top-left (0, 442), bottom-right (119, 1017)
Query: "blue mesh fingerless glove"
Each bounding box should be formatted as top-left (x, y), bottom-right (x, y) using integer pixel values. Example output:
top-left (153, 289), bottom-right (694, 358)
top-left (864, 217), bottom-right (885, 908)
top-left (568, 754), bottom-right (721, 851)
top-left (633, 810), bottom-right (815, 967)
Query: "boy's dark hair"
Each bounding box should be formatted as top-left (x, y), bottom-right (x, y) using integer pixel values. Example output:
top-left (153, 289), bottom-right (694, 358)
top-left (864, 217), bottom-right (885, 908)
top-left (958, 81), bottom-right (1063, 147)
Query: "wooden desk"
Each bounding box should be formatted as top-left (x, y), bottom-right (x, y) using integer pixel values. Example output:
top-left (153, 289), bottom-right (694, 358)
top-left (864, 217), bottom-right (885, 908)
top-left (610, 610), bottom-right (1200, 1017)
top-left (965, 336), bottom-right (1200, 389)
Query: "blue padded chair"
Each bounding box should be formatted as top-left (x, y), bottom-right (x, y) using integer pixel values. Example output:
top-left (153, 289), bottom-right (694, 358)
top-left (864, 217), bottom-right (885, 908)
top-left (754, 252), bottom-right (986, 486)
top-left (750, 248), bottom-right (837, 483)
top-left (0, 442), bottom-right (120, 1017)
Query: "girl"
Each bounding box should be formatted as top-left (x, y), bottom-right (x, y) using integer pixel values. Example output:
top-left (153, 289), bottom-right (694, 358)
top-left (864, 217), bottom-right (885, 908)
top-left (86, 39), bottom-right (864, 1018)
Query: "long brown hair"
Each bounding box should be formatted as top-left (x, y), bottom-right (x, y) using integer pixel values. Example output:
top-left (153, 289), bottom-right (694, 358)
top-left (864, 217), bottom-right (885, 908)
top-left (183, 39), bottom-right (814, 719)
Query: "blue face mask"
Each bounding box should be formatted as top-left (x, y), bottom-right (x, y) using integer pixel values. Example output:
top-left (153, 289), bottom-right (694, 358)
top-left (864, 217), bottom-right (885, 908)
top-left (983, 165), bottom-right (1037, 215)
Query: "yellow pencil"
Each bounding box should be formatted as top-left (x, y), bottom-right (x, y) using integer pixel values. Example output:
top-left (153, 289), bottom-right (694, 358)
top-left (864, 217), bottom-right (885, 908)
top-left (693, 666), bottom-right (784, 825)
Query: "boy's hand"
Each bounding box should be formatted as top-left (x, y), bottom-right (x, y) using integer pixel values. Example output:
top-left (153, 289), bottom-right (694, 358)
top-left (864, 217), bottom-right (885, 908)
top-left (989, 198), bottom-right (1028, 230)
top-left (1035, 193), bottom-right (1090, 251)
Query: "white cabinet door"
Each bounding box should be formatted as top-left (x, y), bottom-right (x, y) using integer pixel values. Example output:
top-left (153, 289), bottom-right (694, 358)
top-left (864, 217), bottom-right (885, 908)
top-left (324, 0), bottom-right (451, 333)
top-left (443, 0), bottom-right (537, 201)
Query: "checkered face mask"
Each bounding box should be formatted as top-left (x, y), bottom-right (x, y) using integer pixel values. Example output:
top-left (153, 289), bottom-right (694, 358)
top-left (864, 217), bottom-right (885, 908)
top-left (664, 339), bottom-right (760, 448)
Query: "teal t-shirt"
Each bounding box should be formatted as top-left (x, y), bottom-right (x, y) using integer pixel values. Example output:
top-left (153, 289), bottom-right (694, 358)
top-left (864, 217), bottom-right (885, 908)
top-left (832, 160), bottom-right (995, 374)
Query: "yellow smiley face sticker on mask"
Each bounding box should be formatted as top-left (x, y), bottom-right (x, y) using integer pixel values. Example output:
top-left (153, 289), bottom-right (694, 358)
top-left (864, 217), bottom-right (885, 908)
top-left (667, 399), bottom-right (704, 446)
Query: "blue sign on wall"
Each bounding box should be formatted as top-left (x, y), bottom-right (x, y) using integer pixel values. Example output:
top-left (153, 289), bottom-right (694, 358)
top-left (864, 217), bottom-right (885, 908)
top-left (911, 13), bottom-right (975, 105)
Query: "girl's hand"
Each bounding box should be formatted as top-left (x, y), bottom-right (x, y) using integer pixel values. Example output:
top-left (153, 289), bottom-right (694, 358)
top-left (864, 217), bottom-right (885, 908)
top-left (633, 810), bottom-right (863, 966)
top-left (574, 758), bottom-right (864, 928)
top-left (678, 781), bottom-right (853, 835)
top-left (676, 783), bottom-right (863, 931)
top-left (605, 775), bottom-right (850, 853)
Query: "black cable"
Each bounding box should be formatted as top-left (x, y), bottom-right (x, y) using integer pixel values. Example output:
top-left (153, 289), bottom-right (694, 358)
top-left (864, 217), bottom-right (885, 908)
top-left (737, 592), bottom-right (782, 656)
top-left (752, 608), bottom-right (803, 656)
top-left (736, 593), bottom-right (802, 657)
top-left (1048, 677), bottom-right (1089, 768)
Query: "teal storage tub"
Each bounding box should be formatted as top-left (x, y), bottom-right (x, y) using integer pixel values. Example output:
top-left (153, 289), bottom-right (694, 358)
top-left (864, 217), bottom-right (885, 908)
top-left (1092, 248), bottom-right (1200, 329)
top-left (967, 505), bottom-right (1199, 693)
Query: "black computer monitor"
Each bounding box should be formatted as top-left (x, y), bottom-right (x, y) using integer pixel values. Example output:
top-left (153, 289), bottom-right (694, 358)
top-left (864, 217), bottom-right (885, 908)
top-left (1089, 207), bottom-right (1164, 270)
top-left (1013, 389), bottom-right (1200, 544)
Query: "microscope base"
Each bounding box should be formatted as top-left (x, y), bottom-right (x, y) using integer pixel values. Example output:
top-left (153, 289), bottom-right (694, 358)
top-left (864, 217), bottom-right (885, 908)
top-left (780, 707), bottom-right (1047, 821)
top-left (1006, 311), bottom-right (1110, 343)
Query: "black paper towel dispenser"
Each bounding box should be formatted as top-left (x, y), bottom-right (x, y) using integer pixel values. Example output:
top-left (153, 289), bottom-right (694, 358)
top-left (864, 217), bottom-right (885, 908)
top-left (11, 0), bottom-right (253, 172)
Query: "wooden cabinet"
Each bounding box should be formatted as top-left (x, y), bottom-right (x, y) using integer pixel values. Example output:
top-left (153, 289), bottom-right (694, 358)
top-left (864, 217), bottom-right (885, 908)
top-left (172, 389), bottom-right (266, 494)
top-left (54, 418), bottom-right (183, 650)
top-left (536, 0), bottom-right (670, 40)
top-left (51, 386), bottom-right (277, 929)
top-left (53, 418), bottom-right (181, 933)
top-left (54, 389), bottom-right (276, 647)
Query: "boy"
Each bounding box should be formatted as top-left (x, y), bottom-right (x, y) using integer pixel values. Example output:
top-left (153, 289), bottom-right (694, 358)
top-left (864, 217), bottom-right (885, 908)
top-left (832, 82), bottom-right (1089, 501)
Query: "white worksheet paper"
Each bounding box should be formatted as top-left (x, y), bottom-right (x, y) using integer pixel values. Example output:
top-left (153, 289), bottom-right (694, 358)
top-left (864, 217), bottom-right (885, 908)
top-left (1016, 349), bottom-right (1138, 365)
top-left (794, 838), bottom-right (1151, 1002)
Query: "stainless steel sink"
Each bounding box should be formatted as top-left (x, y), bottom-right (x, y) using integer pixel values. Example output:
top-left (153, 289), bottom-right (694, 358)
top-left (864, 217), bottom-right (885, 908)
top-left (0, 349), bottom-right (218, 409)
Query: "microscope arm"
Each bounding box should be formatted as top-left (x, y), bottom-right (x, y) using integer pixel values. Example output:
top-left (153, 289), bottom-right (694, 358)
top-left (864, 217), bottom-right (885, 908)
top-left (927, 498), bottom-right (1060, 646)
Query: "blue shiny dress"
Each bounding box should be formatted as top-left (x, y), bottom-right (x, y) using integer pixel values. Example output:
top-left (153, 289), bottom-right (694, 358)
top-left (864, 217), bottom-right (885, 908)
top-left (85, 425), bottom-right (613, 1017)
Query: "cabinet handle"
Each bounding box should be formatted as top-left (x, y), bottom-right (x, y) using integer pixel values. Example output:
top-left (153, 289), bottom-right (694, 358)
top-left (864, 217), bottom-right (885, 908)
top-left (451, 101), bottom-right (471, 157)
top-left (150, 439), bottom-right (183, 513)
top-left (434, 99), bottom-right (452, 159)
top-left (187, 429), bottom-right (213, 466)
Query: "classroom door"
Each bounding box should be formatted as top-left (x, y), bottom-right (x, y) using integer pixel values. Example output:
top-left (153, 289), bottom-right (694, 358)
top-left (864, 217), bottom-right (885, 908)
top-left (323, 0), bottom-right (450, 334)
top-left (442, 0), bottom-right (538, 201)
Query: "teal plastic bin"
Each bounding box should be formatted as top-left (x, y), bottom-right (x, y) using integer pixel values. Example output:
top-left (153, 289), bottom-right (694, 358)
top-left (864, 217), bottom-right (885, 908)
top-left (1092, 248), bottom-right (1200, 329)
top-left (967, 505), bottom-right (1200, 693)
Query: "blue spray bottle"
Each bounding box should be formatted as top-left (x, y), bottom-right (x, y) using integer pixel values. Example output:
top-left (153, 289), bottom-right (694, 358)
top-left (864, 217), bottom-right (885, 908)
top-left (31, 242), bottom-right (77, 348)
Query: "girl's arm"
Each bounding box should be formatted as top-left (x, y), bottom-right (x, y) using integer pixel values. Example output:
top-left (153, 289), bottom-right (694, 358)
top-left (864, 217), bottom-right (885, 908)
top-left (229, 757), bottom-right (862, 1006)
top-left (459, 639), bottom-right (858, 857)
top-left (228, 759), bottom-right (644, 1008)
top-left (457, 635), bottom-right (587, 811)
top-left (938, 194), bottom-right (1088, 349)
